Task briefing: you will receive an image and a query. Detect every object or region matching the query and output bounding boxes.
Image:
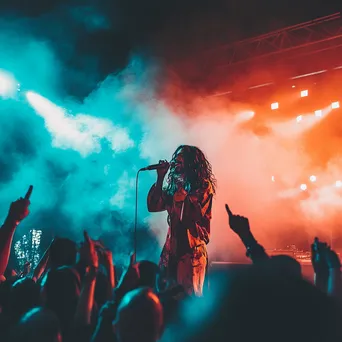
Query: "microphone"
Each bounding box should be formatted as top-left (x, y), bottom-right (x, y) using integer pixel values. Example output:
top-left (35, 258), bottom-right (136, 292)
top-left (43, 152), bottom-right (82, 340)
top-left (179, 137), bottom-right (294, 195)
top-left (140, 162), bottom-right (170, 171)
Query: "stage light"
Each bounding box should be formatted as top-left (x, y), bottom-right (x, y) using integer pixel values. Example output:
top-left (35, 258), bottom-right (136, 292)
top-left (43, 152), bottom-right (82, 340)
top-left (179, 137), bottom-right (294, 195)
top-left (271, 176), bottom-right (275, 182)
top-left (245, 111), bottom-right (255, 119)
top-left (296, 115), bottom-right (302, 122)
top-left (271, 102), bottom-right (279, 110)
top-left (336, 180), bottom-right (342, 188)
top-left (300, 184), bottom-right (307, 191)
top-left (0, 70), bottom-right (16, 98)
top-left (309, 175), bottom-right (316, 182)
top-left (292, 85), bottom-right (296, 88)
top-left (315, 110), bottom-right (322, 117)
top-left (331, 101), bottom-right (340, 109)
top-left (300, 90), bottom-right (308, 97)
top-left (237, 111), bottom-right (255, 121)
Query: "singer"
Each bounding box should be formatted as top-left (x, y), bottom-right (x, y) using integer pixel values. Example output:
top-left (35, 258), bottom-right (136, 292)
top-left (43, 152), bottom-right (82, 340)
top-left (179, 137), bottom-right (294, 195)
top-left (147, 145), bottom-right (216, 296)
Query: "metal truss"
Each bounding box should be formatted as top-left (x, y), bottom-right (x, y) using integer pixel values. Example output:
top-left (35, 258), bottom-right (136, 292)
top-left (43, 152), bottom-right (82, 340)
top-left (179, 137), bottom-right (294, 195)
top-left (208, 12), bottom-right (342, 68)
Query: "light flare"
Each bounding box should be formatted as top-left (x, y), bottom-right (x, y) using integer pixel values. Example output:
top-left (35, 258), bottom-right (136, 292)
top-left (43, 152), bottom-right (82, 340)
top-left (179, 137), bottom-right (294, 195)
top-left (0, 69), bottom-right (17, 98)
top-left (26, 91), bottom-right (134, 156)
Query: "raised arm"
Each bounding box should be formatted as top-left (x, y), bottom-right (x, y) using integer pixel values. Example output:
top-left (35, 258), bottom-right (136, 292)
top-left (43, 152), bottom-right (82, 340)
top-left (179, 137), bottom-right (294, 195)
top-left (312, 238), bottom-right (342, 299)
top-left (147, 184), bottom-right (167, 212)
top-left (0, 193), bottom-right (31, 276)
top-left (225, 204), bottom-right (269, 264)
top-left (326, 249), bottom-right (342, 299)
top-left (147, 160), bottom-right (170, 213)
top-left (74, 231), bottom-right (98, 326)
top-left (32, 238), bottom-right (56, 282)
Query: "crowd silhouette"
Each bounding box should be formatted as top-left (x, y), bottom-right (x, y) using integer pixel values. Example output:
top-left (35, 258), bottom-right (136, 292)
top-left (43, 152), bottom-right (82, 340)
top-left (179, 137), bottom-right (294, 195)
top-left (0, 185), bottom-right (341, 342)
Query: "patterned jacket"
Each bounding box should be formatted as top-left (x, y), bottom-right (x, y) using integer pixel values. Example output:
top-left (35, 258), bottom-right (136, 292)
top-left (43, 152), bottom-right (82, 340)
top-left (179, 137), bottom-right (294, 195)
top-left (147, 180), bottom-right (213, 269)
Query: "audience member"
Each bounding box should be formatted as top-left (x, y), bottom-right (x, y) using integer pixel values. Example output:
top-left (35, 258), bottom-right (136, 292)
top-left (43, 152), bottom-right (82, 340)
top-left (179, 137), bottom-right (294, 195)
top-left (115, 288), bottom-right (163, 342)
top-left (9, 307), bottom-right (61, 342)
top-left (0, 186), bottom-right (340, 342)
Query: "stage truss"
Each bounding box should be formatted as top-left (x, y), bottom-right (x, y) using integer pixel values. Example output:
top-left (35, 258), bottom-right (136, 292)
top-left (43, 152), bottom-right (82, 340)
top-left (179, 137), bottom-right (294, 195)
top-left (206, 12), bottom-right (342, 69)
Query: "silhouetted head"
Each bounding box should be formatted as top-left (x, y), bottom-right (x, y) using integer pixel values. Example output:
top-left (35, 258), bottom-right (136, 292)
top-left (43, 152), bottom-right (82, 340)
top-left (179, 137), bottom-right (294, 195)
top-left (137, 261), bottom-right (159, 290)
top-left (115, 287), bottom-right (164, 342)
top-left (10, 307), bottom-right (61, 342)
top-left (269, 255), bottom-right (302, 279)
top-left (166, 145), bottom-right (216, 195)
top-left (10, 277), bottom-right (40, 324)
top-left (49, 238), bottom-right (77, 269)
top-left (41, 266), bottom-right (80, 334)
top-left (185, 264), bottom-right (342, 342)
top-left (4, 268), bottom-right (18, 283)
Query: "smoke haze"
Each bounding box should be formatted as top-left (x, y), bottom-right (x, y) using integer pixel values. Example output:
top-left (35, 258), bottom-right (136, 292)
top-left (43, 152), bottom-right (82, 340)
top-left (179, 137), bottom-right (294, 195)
top-left (1, 2), bottom-right (342, 268)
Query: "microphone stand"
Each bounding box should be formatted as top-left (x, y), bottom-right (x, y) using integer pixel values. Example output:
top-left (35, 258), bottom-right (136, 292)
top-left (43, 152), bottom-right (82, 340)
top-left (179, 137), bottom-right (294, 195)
top-left (134, 169), bottom-right (143, 263)
top-left (134, 163), bottom-right (168, 262)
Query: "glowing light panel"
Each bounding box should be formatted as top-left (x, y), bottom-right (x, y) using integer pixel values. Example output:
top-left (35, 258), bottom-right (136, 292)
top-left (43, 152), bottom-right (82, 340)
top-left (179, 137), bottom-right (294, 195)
top-left (300, 90), bottom-right (308, 97)
top-left (271, 102), bottom-right (279, 110)
top-left (332, 102), bottom-right (340, 109)
top-left (315, 110), bottom-right (322, 117)
top-left (300, 184), bottom-right (307, 191)
top-left (0, 69), bottom-right (16, 98)
top-left (309, 175), bottom-right (316, 182)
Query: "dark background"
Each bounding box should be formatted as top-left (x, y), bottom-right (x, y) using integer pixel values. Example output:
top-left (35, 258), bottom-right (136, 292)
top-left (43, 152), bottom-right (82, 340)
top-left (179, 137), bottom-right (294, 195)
top-left (1, 0), bottom-right (340, 96)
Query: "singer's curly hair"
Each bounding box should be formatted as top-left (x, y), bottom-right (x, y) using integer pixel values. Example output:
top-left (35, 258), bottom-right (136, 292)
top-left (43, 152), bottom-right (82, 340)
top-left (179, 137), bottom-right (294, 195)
top-left (165, 145), bottom-right (216, 196)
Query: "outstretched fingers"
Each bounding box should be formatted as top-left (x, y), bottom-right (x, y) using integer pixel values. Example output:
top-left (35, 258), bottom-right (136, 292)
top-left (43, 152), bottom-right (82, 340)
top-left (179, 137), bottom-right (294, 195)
top-left (225, 204), bottom-right (233, 218)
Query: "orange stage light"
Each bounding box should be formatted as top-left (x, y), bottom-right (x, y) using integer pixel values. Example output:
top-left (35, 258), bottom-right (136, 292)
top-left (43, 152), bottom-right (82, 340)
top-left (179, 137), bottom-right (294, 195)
top-left (300, 184), bottom-right (307, 191)
top-left (331, 101), bottom-right (340, 109)
top-left (300, 90), bottom-right (308, 97)
top-left (309, 175), bottom-right (316, 182)
top-left (271, 102), bottom-right (279, 110)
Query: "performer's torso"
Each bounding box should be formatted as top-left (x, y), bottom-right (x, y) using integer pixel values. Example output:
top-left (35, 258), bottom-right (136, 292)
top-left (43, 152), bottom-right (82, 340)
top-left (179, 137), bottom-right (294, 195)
top-left (168, 193), bottom-right (191, 258)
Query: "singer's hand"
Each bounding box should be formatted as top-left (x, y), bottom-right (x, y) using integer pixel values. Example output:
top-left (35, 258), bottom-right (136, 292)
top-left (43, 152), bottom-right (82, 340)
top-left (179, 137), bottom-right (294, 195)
top-left (157, 160), bottom-right (170, 179)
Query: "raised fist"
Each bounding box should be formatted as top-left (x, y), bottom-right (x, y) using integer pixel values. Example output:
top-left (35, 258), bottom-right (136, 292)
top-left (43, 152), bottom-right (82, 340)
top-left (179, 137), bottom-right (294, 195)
top-left (7, 198), bottom-right (30, 224)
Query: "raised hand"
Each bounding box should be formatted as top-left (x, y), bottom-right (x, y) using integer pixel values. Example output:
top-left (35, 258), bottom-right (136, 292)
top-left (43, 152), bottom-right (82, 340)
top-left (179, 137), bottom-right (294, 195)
top-left (99, 248), bottom-right (113, 267)
top-left (80, 231), bottom-right (99, 268)
top-left (92, 240), bottom-right (114, 269)
top-left (24, 185), bottom-right (33, 200)
top-left (116, 253), bottom-right (140, 299)
top-left (7, 185), bottom-right (33, 224)
top-left (325, 247), bottom-right (341, 270)
top-left (225, 204), bottom-right (250, 236)
top-left (311, 238), bottom-right (329, 274)
top-left (0, 186), bottom-right (32, 277)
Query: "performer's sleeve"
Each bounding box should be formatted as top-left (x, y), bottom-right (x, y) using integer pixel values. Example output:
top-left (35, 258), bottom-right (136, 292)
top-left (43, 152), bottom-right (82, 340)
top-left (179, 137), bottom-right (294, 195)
top-left (147, 184), bottom-right (167, 212)
top-left (187, 187), bottom-right (213, 245)
top-left (196, 194), bottom-right (213, 244)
